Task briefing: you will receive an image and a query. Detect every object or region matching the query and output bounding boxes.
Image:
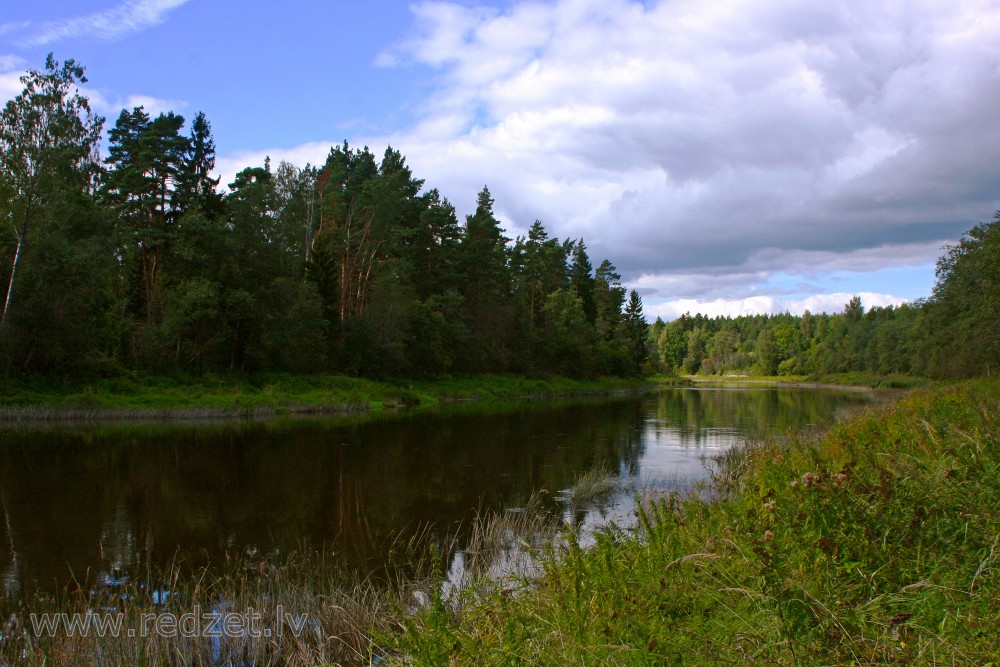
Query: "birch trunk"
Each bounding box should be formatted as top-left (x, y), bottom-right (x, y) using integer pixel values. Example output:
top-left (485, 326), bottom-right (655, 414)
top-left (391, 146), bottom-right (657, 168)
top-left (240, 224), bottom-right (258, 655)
top-left (1, 229), bottom-right (24, 326)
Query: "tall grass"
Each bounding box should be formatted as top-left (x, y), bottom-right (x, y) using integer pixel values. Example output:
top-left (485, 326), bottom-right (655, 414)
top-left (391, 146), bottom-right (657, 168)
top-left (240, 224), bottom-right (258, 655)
top-left (7, 380), bottom-right (995, 665)
top-left (452, 494), bottom-right (563, 587)
top-left (565, 464), bottom-right (618, 510)
top-left (0, 551), bottom-right (408, 666)
top-left (384, 379), bottom-right (1000, 665)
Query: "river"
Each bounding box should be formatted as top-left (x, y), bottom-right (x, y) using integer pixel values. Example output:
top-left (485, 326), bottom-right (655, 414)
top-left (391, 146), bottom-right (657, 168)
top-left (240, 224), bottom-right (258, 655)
top-left (0, 385), bottom-right (872, 595)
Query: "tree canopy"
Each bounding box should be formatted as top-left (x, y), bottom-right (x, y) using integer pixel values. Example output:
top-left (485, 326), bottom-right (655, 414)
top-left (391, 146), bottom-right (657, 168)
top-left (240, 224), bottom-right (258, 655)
top-left (0, 54), bottom-right (995, 382)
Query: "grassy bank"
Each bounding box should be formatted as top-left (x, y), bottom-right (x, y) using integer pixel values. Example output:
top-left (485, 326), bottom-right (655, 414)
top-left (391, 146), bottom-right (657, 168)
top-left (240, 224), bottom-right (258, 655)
top-left (0, 372), bottom-right (649, 421)
top-left (388, 379), bottom-right (999, 665)
top-left (680, 371), bottom-right (929, 389)
top-left (3, 380), bottom-right (995, 664)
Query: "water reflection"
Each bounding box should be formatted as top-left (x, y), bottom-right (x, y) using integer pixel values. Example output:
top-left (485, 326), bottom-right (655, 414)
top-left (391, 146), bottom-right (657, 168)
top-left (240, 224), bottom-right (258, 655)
top-left (636, 387), bottom-right (868, 481)
top-left (0, 387), bottom-right (870, 595)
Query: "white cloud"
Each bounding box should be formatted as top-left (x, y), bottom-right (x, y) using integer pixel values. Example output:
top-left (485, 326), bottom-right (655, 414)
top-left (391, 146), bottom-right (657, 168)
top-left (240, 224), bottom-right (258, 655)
top-left (0, 22), bottom-right (30, 38)
top-left (8, 0), bottom-right (192, 46)
top-left (0, 73), bottom-right (23, 105)
top-left (0, 55), bottom-right (26, 73)
top-left (0, 56), bottom-right (27, 105)
top-left (382, 0), bottom-right (999, 260)
top-left (122, 94), bottom-right (187, 117)
top-left (631, 240), bottom-right (944, 301)
top-left (646, 291), bottom-right (909, 321)
top-left (81, 89), bottom-right (188, 121)
top-left (221, 0), bottom-right (1000, 316)
top-left (215, 142), bottom-right (332, 189)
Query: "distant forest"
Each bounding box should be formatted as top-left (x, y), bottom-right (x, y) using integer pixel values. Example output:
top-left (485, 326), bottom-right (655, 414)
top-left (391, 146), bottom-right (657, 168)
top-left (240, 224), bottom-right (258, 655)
top-left (0, 56), bottom-right (649, 379)
top-left (652, 213), bottom-right (999, 380)
top-left (1, 57), bottom-right (996, 382)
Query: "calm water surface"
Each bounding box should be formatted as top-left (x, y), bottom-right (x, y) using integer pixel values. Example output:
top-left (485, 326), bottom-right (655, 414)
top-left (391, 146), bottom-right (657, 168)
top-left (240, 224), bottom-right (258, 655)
top-left (0, 386), bottom-right (872, 594)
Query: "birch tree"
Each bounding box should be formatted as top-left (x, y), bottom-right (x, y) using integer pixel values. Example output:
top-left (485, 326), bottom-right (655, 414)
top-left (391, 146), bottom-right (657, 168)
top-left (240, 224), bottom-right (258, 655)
top-left (0, 54), bottom-right (103, 325)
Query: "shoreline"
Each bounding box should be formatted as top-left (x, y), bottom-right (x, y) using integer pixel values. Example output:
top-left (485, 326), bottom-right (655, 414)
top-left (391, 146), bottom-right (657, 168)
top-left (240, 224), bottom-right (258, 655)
top-left (677, 371), bottom-right (928, 391)
top-left (0, 373), bottom-right (653, 426)
top-left (0, 371), bottom-right (926, 426)
top-left (388, 378), bottom-right (999, 664)
top-left (682, 376), bottom-right (875, 393)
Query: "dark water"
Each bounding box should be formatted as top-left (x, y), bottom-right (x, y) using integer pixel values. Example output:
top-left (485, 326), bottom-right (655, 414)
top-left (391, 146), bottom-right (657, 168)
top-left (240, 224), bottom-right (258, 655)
top-left (0, 386), bottom-right (871, 595)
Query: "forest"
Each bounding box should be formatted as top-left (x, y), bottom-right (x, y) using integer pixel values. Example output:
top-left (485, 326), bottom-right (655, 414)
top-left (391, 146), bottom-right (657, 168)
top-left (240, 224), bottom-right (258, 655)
top-left (1, 56), bottom-right (996, 384)
top-left (0, 56), bottom-right (648, 380)
top-left (652, 215), bottom-right (999, 380)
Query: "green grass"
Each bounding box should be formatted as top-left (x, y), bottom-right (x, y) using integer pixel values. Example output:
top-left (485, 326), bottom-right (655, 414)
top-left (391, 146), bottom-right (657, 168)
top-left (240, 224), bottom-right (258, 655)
top-left (680, 371), bottom-right (930, 389)
top-left (385, 379), bottom-right (1000, 665)
top-left (566, 463), bottom-right (618, 509)
top-left (805, 371), bottom-right (930, 388)
top-left (0, 372), bottom-right (650, 420)
top-left (4, 379), bottom-right (996, 665)
top-left (0, 550), bottom-right (409, 667)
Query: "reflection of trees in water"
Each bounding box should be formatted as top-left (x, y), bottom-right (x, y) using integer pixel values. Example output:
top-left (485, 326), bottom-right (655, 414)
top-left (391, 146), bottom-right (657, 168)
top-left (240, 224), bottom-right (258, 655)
top-left (1, 492), bottom-right (21, 596)
top-left (0, 390), bottom-right (866, 594)
top-left (646, 388), bottom-right (869, 447)
top-left (0, 398), bottom-right (646, 593)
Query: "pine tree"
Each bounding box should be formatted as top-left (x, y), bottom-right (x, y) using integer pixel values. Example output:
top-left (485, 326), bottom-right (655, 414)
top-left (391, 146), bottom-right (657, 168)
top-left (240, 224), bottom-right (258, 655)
top-left (175, 111), bottom-right (222, 217)
top-left (458, 186), bottom-right (513, 371)
top-left (623, 289), bottom-right (649, 374)
top-left (103, 107), bottom-right (189, 325)
top-left (594, 259), bottom-right (625, 341)
top-left (569, 240), bottom-right (596, 324)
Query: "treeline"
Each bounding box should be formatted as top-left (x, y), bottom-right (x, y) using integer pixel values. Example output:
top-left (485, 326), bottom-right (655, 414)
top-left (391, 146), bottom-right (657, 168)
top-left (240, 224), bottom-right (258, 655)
top-left (650, 214), bottom-right (999, 379)
top-left (0, 56), bottom-right (649, 379)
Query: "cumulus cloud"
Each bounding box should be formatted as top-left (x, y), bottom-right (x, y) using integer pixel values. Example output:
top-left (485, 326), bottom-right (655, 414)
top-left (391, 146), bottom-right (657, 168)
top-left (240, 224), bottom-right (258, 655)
top-left (215, 0), bottom-right (1000, 315)
top-left (632, 241), bottom-right (944, 301)
top-left (215, 142), bottom-right (333, 188)
top-left (0, 75), bottom-right (23, 104)
top-left (645, 292), bottom-right (908, 321)
top-left (0, 59), bottom-right (186, 123)
top-left (374, 1), bottom-right (999, 281)
top-left (0, 55), bottom-right (27, 103)
top-left (4, 0), bottom-right (192, 46)
top-left (119, 94), bottom-right (187, 117)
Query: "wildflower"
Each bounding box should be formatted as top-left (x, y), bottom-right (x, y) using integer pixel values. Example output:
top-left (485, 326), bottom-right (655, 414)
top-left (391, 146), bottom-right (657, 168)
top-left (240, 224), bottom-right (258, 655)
top-left (801, 472), bottom-right (821, 487)
top-left (764, 530), bottom-right (775, 541)
top-left (764, 501), bottom-right (777, 511)
top-left (833, 472), bottom-right (848, 485)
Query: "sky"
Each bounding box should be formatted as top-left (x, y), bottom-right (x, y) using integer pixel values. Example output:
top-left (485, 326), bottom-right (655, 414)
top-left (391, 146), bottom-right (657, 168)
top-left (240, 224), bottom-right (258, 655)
top-left (2, 0), bottom-right (999, 321)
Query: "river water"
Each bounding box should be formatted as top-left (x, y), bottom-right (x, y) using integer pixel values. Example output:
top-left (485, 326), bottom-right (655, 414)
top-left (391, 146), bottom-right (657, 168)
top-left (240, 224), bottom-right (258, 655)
top-left (0, 385), bottom-right (872, 595)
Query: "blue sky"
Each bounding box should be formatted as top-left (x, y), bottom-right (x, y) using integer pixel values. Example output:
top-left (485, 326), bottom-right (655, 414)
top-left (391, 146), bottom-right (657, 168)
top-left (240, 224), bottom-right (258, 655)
top-left (2, 0), bottom-right (999, 320)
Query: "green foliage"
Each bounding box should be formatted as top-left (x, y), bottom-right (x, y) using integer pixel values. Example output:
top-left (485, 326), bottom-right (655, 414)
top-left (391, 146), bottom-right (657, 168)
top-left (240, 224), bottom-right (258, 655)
top-left (926, 215), bottom-right (1000, 377)
top-left (3, 53), bottom-right (996, 386)
top-left (386, 379), bottom-right (1000, 664)
top-left (754, 328), bottom-right (778, 375)
top-left (623, 289), bottom-right (649, 374)
top-left (0, 54), bottom-right (109, 370)
top-left (541, 288), bottom-right (595, 376)
top-left (0, 372), bottom-right (647, 415)
top-left (0, 55), bottom-right (650, 382)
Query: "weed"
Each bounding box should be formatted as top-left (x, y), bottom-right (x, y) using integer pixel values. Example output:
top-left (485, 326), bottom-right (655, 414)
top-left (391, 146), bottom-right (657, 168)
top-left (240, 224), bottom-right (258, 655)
top-left (384, 379), bottom-right (1000, 665)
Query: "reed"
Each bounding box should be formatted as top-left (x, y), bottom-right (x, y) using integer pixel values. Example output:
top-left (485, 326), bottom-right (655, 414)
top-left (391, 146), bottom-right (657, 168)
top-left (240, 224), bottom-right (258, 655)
top-left (0, 551), bottom-right (405, 666)
top-left (384, 379), bottom-right (1000, 665)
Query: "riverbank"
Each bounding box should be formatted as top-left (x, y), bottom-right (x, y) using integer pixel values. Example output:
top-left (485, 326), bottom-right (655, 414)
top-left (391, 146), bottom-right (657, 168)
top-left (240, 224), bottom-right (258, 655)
top-left (388, 378), bottom-right (1000, 664)
top-left (677, 371), bottom-right (929, 389)
top-left (3, 379), bottom-right (994, 664)
top-left (0, 372), bottom-right (651, 422)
